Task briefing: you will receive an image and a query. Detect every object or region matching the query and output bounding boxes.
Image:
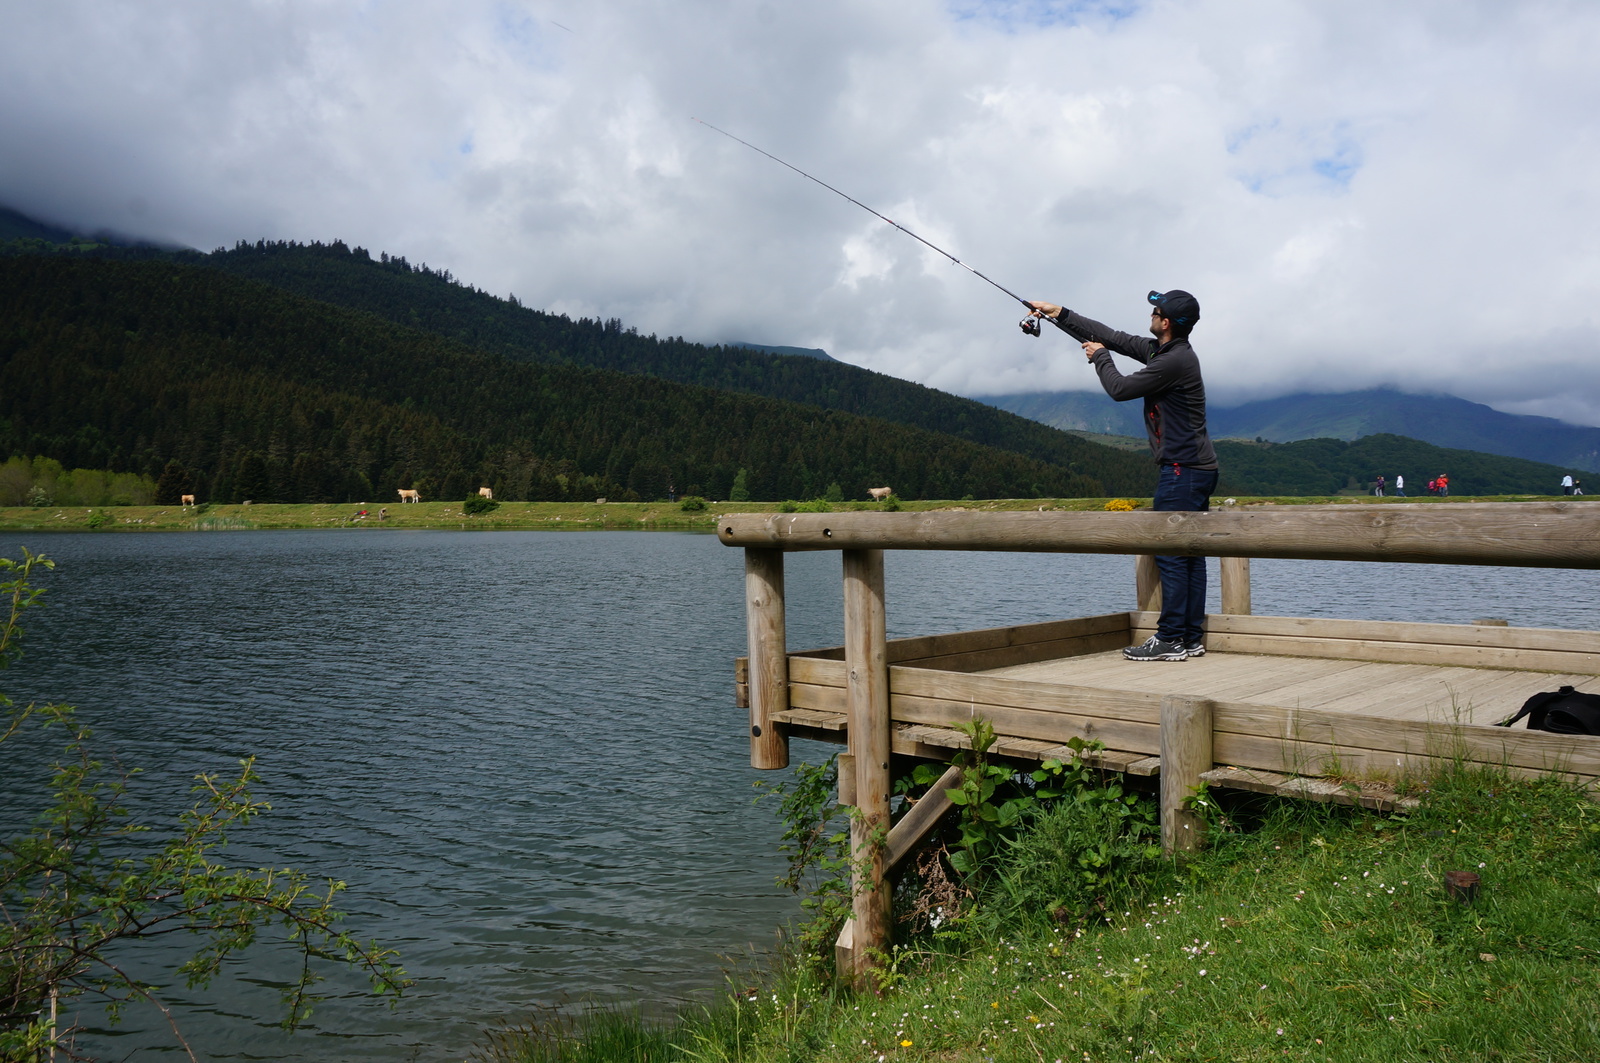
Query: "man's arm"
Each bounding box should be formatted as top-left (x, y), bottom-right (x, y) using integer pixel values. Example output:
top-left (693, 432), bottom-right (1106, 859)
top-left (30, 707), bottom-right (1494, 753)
top-left (1023, 302), bottom-right (1157, 362)
top-left (1090, 345), bottom-right (1191, 402)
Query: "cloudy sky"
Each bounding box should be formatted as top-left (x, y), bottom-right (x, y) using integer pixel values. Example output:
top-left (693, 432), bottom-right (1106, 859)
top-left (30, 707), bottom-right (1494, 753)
top-left (4, 0), bottom-right (1599, 423)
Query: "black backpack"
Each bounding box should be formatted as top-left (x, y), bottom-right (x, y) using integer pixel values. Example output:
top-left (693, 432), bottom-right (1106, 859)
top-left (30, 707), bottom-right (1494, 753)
top-left (1498, 686), bottom-right (1600, 736)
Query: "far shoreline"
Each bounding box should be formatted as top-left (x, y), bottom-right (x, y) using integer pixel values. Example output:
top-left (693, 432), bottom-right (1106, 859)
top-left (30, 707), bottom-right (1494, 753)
top-left (0, 493), bottom-right (1587, 534)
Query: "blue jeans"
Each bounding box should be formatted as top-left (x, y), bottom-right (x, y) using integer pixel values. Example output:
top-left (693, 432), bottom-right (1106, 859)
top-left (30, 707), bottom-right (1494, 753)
top-left (1152, 464), bottom-right (1218, 644)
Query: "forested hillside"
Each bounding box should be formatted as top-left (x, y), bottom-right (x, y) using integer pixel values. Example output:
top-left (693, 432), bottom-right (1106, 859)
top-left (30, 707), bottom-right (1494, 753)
top-left (0, 255), bottom-right (1140, 503)
top-left (1214, 434), bottom-right (1572, 496)
top-left (98, 238), bottom-right (1146, 476)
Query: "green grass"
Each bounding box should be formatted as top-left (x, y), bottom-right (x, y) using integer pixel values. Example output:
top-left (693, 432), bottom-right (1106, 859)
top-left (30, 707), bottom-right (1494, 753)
top-left (481, 767), bottom-right (1600, 1062)
top-left (1, 495), bottom-right (1590, 533)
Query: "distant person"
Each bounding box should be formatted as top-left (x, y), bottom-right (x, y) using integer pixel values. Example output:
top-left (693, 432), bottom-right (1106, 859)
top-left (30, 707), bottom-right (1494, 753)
top-left (1563, 474), bottom-right (1574, 495)
top-left (1394, 474), bottom-right (1406, 497)
top-left (1373, 475), bottom-right (1385, 497)
top-left (1023, 289), bottom-right (1215, 662)
top-left (1438, 473), bottom-right (1450, 497)
top-left (1575, 480), bottom-right (1585, 496)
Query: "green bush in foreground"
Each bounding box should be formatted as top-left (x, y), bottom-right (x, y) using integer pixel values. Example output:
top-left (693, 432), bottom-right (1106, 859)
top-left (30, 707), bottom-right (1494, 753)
top-left (464, 493), bottom-right (501, 515)
top-left (485, 765), bottom-right (1600, 1063)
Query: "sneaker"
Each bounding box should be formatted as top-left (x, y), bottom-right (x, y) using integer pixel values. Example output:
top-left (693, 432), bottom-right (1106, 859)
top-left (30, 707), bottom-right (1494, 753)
top-left (1122, 635), bottom-right (1188, 662)
top-left (1185, 641), bottom-right (1206, 658)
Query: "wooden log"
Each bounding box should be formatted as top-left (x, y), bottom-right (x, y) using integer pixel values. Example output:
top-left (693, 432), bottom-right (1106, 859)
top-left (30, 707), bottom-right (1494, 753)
top-left (1136, 555), bottom-right (1162, 612)
top-left (842, 549), bottom-right (891, 986)
top-left (886, 764), bottom-right (964, 874)
top-left (837, 753), bottom-right (856, 806)
top-left (745, 548), bottom-right (790, 769)
top-left (1160, 695), bottom-right (1213, 854)
top-left (1220, 556), bottom-right (1252, 615)
top-left (717, 503), bottom-right (1600, 570)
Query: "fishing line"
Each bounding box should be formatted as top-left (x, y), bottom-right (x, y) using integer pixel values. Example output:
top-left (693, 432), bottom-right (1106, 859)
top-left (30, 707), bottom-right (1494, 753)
top-left (692, 117), bottom-right (1046, 333)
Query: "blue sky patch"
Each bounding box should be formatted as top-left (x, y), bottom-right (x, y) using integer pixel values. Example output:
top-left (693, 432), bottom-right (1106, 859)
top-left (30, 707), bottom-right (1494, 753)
top-left (948, 0), bottom-right (1140, 31)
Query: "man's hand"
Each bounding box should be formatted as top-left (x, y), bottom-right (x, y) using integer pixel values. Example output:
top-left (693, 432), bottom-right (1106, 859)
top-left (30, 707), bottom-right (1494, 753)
top-left (1082, 340), bottom-right (1104, 362)
top-left (1025, 300), bottom-right (1063, 319)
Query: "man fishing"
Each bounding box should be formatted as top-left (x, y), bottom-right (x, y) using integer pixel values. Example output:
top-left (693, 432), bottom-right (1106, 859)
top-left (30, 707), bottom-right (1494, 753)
top-left (1023, 291), bottom-right (1218, 662)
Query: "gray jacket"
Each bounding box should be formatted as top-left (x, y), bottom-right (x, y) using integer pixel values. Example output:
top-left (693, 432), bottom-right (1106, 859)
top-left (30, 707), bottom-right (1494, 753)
top-left (1055, 310), bottom-right (1218, 470)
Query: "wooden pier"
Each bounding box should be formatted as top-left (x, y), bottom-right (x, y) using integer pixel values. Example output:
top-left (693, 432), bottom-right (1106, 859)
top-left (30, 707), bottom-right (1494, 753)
top-left (725, 502), bottom-right (1600, 986)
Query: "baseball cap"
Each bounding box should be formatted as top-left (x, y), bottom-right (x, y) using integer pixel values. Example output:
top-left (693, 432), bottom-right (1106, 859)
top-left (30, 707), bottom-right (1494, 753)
top-left (1148, 289), bottom-right (1200, 328)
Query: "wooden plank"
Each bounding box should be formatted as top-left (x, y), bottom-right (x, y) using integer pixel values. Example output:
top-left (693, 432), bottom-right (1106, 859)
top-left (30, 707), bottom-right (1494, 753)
top-left (900, 630), bottom-right (1132, 674)
top-left (890, 665), bottom-right (1164, 722)
top-left (789, 682), bottom-right (847, 714)
top-left (1136, 555), bottom-right (1161, 612)
top-left (790, 655), bottom-right (848, 688)
top-left (1203, 612), bottom-right (1600, 656)
top-left (886, 764), bottom-right (964, 873)
top-left (842, 548), bottom-right (891, 986)
top-left (1127, 756), bottom-right (1162, 776)
top-left (772, 707), bottom-right (848, 730)
top-left (890, 691), bottom-right (1162, 754)
top-left (1160, 695), bottom-right (1213, 853)
top-left (1220, 556), bottom-right (1251, 615)
top-left (1214, 631), bottom-right (1600, 674)
top-left (745, 549), bottom-right (791, 769)
top-left (716, 502), bottom-right (1600, 570)
top-left (1211, 718), bottom-right (1600, 781)
top-left (885, 612), bottom-right (1132, 664)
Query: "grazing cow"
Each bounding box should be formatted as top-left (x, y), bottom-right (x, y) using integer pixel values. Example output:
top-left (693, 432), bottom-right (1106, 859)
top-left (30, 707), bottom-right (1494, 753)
top-left (180, 494), bottom-right (196, 507)
top-left (867, 486), bottom-right (893, 501)
top-left (478, 487), bottom-right (494, 500)
top-left (397, 488), bottom-right (421, 503)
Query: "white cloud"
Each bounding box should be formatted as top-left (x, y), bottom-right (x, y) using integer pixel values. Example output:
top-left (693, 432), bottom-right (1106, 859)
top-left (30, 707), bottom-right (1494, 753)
top-left (3, 0), bottom-right (1599, 423)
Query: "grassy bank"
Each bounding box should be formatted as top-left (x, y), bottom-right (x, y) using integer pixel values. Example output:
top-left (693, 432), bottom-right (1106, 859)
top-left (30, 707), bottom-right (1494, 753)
top-left (481, 767), bottom-right (1600, 1063)
top-left (0, 495), bottom-right (1586, 533)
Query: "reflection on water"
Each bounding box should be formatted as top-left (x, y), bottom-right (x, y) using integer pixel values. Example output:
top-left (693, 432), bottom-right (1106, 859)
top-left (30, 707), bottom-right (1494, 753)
top-left (1, 529), bottom-right (1596, 1060)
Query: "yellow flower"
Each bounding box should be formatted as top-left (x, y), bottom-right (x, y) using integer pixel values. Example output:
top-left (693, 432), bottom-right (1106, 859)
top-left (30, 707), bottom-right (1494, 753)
top-left (991, 1001), bottom-right (1000, 1009)
top-left (901, 1039), bottom-right (913, 1047)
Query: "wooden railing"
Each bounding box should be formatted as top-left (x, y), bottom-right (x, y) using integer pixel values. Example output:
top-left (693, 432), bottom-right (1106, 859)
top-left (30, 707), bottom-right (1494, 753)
top-left (721, 501), bottom-right (1600, 985)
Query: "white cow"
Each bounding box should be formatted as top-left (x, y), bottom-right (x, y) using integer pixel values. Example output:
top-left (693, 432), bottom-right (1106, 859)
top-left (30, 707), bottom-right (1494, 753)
top-left (478, 487), bottom-right (494, 500)
top-left (867, 486), bottom-right (893, 501)
top-left (180, 494), bottom-right (196, 507)
top-left (397, 488), bottom-right (421, 503)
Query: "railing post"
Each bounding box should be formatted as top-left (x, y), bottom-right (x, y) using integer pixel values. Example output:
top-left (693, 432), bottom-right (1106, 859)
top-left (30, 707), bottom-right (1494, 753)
top-left (842, 548), bottom-right (891, 987)
top-left (1135, 554), bottom-right (1162, 613)
top-left (1160, 694), bottom-right (1213, 854)
top-left (744, 548), bottom-right (790, 770)
top-left (1220, 556), bottom-right (1252, 615)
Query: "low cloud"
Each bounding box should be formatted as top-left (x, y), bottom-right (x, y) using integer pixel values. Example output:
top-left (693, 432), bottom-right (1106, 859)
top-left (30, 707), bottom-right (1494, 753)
top-left (3, 0), bottom-right (1597, 423)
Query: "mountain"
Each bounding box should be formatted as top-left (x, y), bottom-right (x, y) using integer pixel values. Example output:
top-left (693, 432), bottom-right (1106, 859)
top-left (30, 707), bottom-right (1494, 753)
top-left (727, 341), bottom-right (836, 362)
top-left (0, 206), bottom-right (78, 244)
top-left (0, 254), bottom-right (1125, 503)
top-left (983, 387), bottom-right (1600, 476)
top-left (1213, 434), bottom-right (1573, 497)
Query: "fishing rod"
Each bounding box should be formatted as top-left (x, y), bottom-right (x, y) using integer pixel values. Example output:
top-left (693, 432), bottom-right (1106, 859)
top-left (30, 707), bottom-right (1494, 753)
top-left (692, 117), bottom-right (1049, 335)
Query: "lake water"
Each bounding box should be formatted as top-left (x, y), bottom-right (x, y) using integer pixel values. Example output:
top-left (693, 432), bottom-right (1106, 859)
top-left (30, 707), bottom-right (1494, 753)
top-left (2, 529), bottom-right (1598, 1060)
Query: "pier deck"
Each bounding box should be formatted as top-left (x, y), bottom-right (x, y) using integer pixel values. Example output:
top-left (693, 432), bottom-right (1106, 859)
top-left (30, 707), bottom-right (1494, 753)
top-left (722, 503), bottom-right (1600, 984)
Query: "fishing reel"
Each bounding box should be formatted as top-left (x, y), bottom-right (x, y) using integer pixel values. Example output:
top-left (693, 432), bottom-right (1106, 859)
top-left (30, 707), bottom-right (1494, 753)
top-left (1019, 312), bottom-right (1042, 337)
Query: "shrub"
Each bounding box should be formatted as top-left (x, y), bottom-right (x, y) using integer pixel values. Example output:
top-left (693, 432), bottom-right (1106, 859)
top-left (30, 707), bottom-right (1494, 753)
top-left (678, 496), bottom-right (707, 512)
top-left (84, 511), bottom-right (108, 530)
top-left (462, 494), bottom-right (500, 515)
top-left (25, 486), bottom-right (52, 508)
top-left (1103, 498), bottom-right (1139, 511)
top-left (882, 493), bottom-right (901, 512)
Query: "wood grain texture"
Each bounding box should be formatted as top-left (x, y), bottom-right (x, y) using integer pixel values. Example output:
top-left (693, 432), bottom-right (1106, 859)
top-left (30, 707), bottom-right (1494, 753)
top-left (744, 549), bottom-right (790, 769)
top-left (842, 548), bottom-right (892, 984)
top-left (717, 503), bottom-right (1600, 569)
top-left (1161, 695), bottom-right (1213, 853)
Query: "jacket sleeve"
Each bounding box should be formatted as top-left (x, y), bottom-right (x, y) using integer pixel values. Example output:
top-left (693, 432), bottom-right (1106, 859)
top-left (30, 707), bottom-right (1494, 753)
top-left (1091, 346), bottom-right (1191, 402)
top-left (1054, 310), bottom-right (1158, 363)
